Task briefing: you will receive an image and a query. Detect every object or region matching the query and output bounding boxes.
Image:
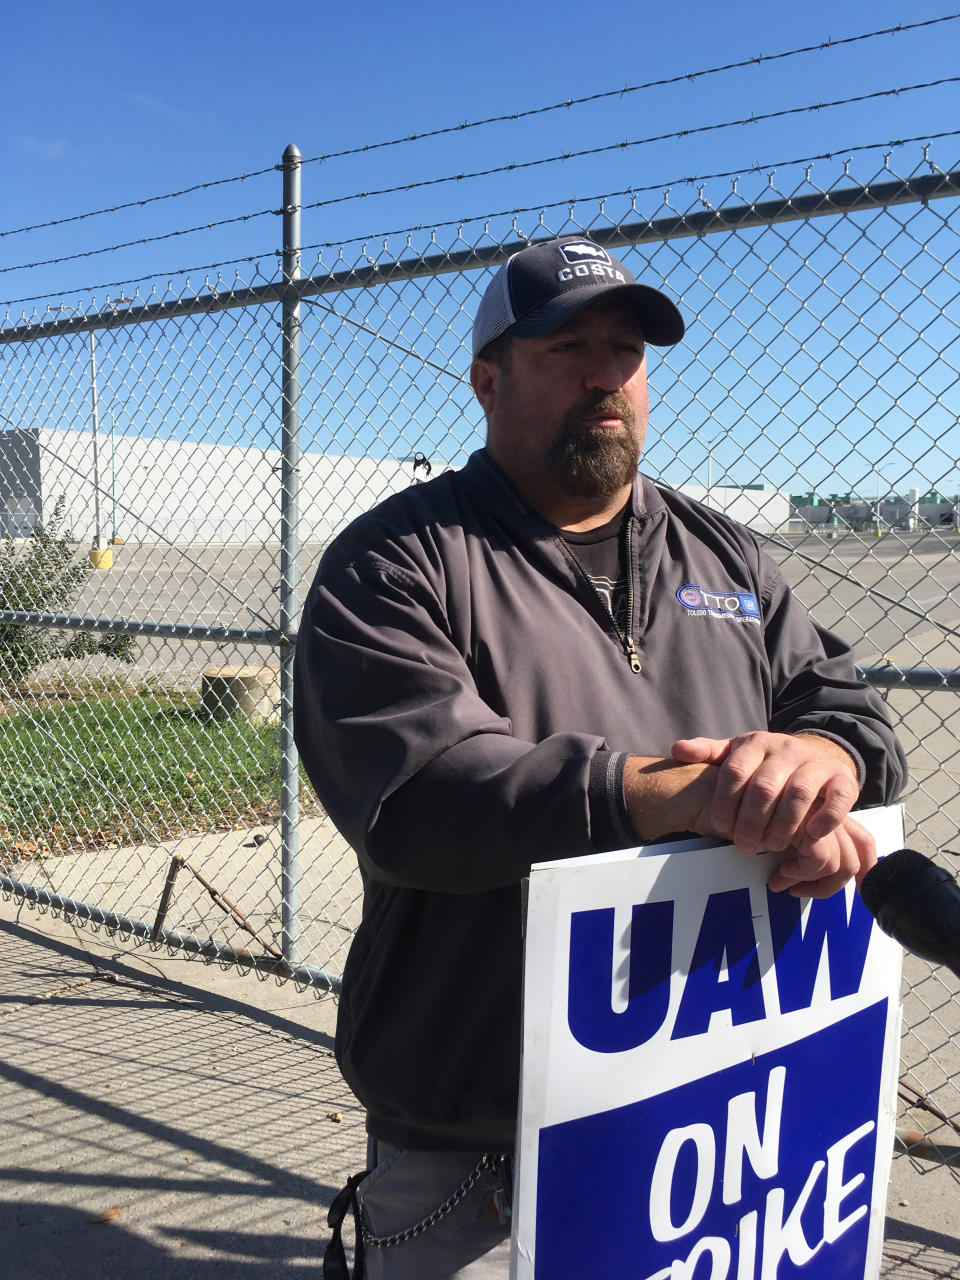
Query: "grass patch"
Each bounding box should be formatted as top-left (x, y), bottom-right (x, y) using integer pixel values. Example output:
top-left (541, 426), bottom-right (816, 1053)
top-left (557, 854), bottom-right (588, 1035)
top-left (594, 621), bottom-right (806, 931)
top-left (0, 691), bottom-right (312, 860)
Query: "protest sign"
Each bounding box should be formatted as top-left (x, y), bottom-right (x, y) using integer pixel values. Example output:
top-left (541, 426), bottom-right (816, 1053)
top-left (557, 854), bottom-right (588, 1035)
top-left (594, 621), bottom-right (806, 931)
top-left (512, 806), bottom-right (904, 1280)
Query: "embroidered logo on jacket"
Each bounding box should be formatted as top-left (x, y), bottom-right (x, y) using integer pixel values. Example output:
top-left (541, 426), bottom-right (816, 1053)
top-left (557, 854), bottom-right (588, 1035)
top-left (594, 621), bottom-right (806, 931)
top-left (676, 584), bottom-right (761, 623)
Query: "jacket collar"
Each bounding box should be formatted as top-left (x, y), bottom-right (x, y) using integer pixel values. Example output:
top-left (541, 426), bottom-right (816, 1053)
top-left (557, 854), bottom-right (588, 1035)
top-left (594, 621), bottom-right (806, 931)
top-left (461, 447), bottom-right (667, 533)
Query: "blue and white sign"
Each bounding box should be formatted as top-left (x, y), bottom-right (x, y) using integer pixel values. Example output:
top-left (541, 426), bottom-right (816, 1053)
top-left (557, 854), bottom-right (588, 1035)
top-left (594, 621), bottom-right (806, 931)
top-left (512, 806), bottom-right (904, 1280)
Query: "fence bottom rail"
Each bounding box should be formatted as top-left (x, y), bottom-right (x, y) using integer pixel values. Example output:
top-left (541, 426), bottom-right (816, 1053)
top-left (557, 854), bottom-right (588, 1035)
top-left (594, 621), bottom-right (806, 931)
top-left (0, 874), bottom-right (341, 994)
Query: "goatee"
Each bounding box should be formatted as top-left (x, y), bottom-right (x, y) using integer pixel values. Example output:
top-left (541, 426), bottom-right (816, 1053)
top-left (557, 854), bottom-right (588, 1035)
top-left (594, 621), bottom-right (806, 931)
top-left (546, 393), bottom-right (641, 498)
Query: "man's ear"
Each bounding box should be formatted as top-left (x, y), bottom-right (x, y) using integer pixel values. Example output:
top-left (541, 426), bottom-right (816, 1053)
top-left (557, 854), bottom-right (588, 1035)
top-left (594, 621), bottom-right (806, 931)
top-left (470, 358), bottom-right (499, 415)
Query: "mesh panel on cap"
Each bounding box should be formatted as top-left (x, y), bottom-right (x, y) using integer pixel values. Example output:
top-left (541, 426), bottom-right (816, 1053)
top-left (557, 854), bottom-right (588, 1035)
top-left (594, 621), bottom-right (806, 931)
top-left (471, 255), bottom-right (519, 355)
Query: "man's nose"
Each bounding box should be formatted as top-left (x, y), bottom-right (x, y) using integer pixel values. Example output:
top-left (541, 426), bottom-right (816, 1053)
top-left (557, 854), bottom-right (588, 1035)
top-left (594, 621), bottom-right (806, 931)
top-left (583, 345), bottom-right (627, 391)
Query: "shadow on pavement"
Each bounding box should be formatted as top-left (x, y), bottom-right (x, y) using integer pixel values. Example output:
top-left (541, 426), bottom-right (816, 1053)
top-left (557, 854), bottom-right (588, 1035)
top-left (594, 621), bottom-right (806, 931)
top-left (1, 1200), bottom-right (324, 1278)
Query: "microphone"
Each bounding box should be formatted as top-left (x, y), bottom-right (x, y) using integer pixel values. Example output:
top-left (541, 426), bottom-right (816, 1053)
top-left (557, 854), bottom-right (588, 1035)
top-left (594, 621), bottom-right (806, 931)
top-left (859, 848), bottom-right (960, 979)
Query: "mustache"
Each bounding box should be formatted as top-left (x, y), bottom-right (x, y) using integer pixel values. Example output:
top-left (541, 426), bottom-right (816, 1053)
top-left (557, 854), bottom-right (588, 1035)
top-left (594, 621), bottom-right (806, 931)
top-left (566, 392), bottom-right (635, 427)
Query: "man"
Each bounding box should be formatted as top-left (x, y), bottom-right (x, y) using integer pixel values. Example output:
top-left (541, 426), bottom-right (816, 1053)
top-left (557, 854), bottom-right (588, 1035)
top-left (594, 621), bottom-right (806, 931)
top-left (294, 236), bottom-right (905, 1278)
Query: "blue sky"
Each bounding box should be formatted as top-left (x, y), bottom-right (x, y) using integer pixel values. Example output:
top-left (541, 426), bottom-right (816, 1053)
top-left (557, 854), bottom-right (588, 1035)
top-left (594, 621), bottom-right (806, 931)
top-left (2, 1), bottom-right (959, 495)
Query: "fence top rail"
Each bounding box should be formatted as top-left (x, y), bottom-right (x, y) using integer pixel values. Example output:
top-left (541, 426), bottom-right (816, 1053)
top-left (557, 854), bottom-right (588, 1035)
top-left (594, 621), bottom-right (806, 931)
top-left (857, 664), bottom-right (960, 690)
top-left (2, 168), bottom-right (958, 345)
top-left (0, 609), bottom-right (293, 647)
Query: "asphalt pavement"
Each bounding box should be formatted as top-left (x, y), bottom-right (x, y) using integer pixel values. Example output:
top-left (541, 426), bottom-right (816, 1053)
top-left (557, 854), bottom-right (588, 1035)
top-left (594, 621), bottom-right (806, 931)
top-left (6, 528), bottom-right (960, 1276)
top-left (3, 892), bottom-right (960, 1279)
top-left (0, 894), bottom-right (363, 1279)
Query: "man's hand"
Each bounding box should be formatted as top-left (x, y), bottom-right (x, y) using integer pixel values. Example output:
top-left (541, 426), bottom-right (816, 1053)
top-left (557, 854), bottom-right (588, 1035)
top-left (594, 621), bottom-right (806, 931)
top-left (671, 731), bottom-right (860, 855)
top-left (767, 816), bottom-right (876, 899)
top-left (624, 733), bottom-right (870, 900)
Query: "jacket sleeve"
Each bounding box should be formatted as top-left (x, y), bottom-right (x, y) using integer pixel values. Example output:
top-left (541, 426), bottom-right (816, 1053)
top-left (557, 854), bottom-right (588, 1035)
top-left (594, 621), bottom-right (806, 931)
top-left (293, 538), bottom-right (609, 894)
top-left (760, 559), bottom-right (907, 806)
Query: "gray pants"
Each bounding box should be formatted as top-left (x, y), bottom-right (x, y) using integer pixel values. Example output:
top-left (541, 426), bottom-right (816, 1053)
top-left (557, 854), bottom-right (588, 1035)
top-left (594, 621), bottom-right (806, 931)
top-left (356, 1140), bottom-right (512, 1279)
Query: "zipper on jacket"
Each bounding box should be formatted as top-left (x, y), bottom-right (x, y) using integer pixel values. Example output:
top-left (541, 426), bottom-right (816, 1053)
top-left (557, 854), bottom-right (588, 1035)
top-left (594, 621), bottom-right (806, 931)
top-left (559, 516), bottom-right (641, 674)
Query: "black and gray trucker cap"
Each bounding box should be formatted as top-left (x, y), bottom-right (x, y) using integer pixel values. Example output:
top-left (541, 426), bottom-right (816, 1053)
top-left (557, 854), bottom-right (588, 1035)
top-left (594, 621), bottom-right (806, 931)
top-left (471, 236), bottom-right (684, 357)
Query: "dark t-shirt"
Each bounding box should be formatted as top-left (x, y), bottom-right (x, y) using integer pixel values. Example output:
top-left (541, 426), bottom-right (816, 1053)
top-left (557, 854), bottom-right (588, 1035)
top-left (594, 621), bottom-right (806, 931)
top-left (559, 505), bottom-right (629, 634)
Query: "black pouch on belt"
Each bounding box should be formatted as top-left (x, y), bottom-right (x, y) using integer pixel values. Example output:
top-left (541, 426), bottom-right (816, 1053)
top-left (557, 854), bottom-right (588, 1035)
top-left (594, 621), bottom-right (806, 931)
top-left (324, 1168), bottom-right (371, 1280)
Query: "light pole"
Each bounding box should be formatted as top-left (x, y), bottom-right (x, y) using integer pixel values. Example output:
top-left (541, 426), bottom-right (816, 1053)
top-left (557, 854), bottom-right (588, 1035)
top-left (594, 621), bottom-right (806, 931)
top-left (106, 412), bottom-right (119, 543)
top-left (88, 330), bottom-right (105, 555)
top-left (98, 296), bottom-right (132, 551)
top-left (874, 472), bottom-right (884, 537)
top-left (48, 302), bottom-right (131, 568)
top-left (47, 306), bottom-right (107, 566)
top-left (703, 429), bottom-right (723, 508)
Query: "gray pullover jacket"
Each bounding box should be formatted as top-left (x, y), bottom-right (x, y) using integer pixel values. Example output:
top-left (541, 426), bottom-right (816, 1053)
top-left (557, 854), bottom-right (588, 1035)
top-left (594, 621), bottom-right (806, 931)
top-left (294, 448), bottom-right (905, 1152)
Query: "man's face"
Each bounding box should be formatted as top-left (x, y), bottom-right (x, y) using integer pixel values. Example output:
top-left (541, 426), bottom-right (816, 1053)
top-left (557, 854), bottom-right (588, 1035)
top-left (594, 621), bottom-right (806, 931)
top-left (471, 297), bottom-right (650, 507)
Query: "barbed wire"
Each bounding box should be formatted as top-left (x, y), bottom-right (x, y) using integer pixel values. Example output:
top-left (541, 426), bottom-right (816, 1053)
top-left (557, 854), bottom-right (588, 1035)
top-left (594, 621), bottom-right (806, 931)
top-left (300, 129), bottom-right (960, 256)
top-left (2, 260), bottom-right (276, 313)
top-left (2, 132), bottom-right (956, 313)
top-left (1, 13), bottom-right (954, 244)
top-left (0, 166), bottom-right (277, 241)
top-left (8, 73), bottom-right (953, 289)
top-left (0, 207), bottom-right (276, 278)
top-left (300, 77), bottom-right (960, 214)
top-left (298, 15), bottom-right (960, 168)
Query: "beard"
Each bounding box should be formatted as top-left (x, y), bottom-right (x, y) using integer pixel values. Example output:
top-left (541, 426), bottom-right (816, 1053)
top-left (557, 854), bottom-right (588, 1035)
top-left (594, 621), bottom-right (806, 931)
top-left (546, 392), bottom-right (642, 498)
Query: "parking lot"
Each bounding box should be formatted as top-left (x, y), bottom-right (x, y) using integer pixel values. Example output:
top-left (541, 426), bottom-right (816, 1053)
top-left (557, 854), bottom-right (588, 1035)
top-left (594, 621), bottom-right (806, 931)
top-left (62, 527), bottom-right (960, 695)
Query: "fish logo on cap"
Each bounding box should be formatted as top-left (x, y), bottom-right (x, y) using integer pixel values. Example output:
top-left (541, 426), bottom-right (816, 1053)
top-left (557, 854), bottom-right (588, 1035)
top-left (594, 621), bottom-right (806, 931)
top-left (557, 240), bottom-right (612, 267)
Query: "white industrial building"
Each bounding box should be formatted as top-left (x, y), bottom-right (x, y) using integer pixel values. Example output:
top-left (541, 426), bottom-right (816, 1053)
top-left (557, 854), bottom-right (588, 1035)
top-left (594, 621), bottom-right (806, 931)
top-left (670, 483), bottom-right (790, 533)
top-left (1, 427), bottom-right (444, 545)
top-left (2, 427), bottom-right (792, 545)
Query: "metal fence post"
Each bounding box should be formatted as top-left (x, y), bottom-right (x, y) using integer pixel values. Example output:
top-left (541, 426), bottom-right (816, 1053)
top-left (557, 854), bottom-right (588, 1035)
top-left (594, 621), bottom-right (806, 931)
top-left (280, 142), bottom-right (302, 965)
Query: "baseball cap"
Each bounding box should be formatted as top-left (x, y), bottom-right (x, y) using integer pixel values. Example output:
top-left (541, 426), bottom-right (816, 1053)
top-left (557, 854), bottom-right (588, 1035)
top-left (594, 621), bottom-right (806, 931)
top-left (471, 235), bottom-right (684, 357)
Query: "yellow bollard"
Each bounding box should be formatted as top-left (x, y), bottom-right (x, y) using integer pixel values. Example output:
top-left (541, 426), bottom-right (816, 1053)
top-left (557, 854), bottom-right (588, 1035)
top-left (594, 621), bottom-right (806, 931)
top-left (89, 547), bottom-right (114, 569)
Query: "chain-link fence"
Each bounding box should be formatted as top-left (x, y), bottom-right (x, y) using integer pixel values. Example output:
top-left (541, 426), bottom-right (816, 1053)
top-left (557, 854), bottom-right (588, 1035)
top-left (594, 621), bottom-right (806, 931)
top-left (2, 146), bottom-right (960, 1165)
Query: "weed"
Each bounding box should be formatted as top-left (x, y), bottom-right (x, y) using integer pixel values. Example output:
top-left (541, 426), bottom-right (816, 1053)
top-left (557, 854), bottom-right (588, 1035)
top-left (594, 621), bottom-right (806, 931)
top-left (0, 691), bottom-right (317, 858)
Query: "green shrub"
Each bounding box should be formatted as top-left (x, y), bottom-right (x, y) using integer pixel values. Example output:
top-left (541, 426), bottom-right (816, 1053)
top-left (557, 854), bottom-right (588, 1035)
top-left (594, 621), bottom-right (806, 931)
top-left (0, 693), bottom-right (283, 848)
top-left (0, 496), bottom-right (133, 686)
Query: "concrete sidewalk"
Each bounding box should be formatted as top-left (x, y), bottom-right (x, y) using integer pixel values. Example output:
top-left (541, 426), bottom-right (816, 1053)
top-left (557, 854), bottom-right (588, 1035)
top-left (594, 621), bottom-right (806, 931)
top-left (2, 898), bottom-right (960, 1279)
top-left (0, 896), bottom-right (365, 1278)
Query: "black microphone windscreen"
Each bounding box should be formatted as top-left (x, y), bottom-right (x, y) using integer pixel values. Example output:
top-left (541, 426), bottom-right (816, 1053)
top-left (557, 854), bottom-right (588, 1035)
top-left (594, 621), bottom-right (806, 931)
top-left (859, 848), bottom-right (945, 919)
top-left (859, 848), bottom-right (960, 977)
